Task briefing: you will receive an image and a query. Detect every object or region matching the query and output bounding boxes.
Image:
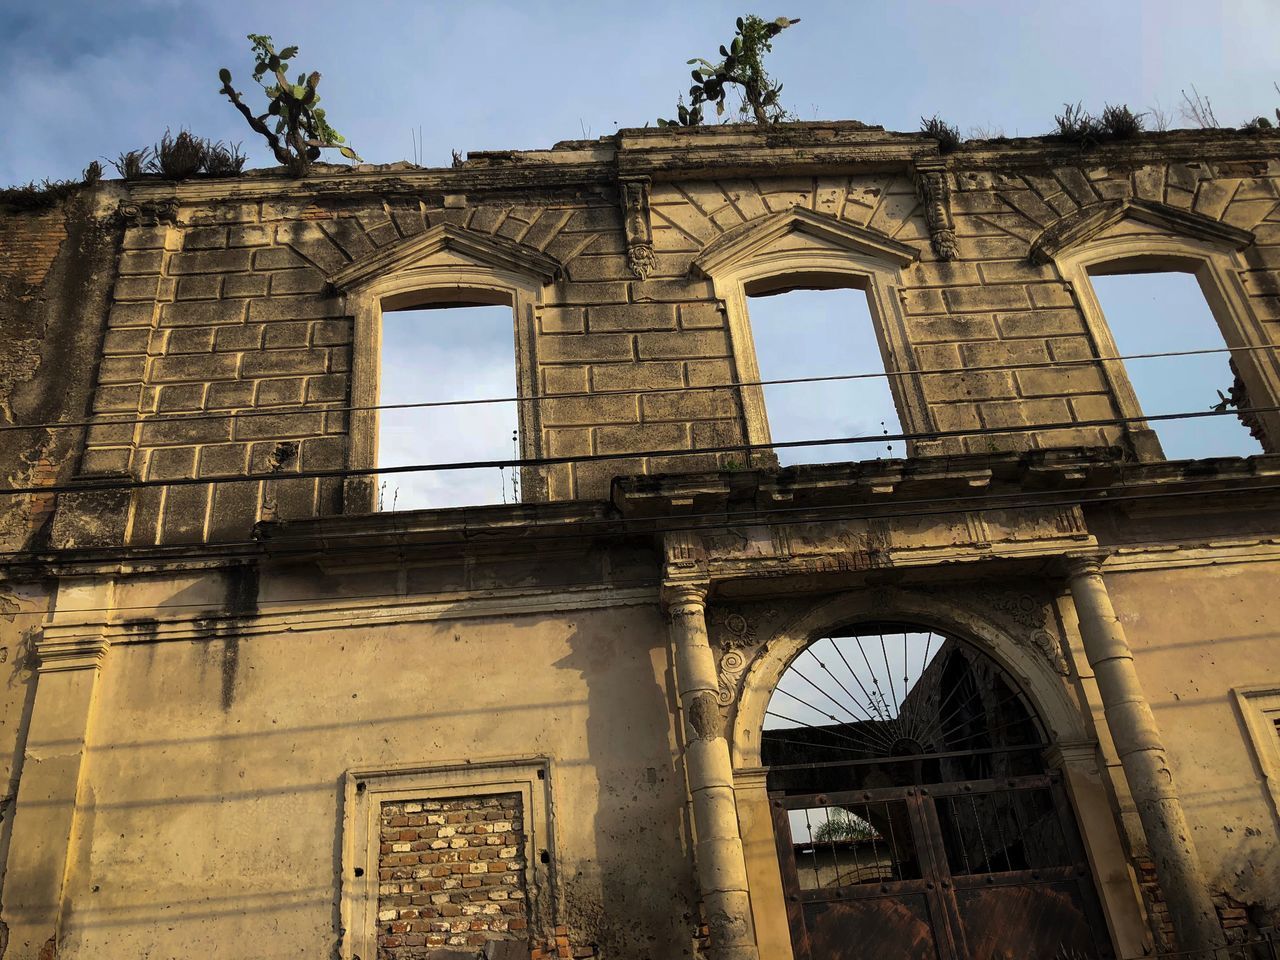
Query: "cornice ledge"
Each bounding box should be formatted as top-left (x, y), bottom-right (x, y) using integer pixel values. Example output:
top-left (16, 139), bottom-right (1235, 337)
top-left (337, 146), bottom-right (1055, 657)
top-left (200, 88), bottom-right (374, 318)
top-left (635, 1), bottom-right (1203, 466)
top-left (691, 205), bottom-right (919, 278)
top-left (120, 162), bottom-right (615, 205)
top-left (1029, 197), bottom-right (1255, 264)
top-left (328, 222), bottom-right (562, 291)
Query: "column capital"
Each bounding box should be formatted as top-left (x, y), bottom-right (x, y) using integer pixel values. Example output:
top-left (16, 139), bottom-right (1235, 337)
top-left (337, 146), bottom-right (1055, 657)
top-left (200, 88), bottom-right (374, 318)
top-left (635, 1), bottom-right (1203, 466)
top-left (661, 579), bottom-right (709, 614)
top-left (1044, 741), bottom-right (1101, 769)
top-left (1062, 552), bottom-right (1109, 579)
top-left (35, 634), bottom-right (109, 673)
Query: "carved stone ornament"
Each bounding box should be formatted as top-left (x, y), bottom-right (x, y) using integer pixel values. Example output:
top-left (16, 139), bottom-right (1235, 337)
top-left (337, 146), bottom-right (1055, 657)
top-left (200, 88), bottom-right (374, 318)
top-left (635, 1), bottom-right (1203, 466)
top-left (717, 648), bottom-right (749, 706)
top-left (1028, 629), bottom-right (1070, 677)
top-left (619, 177), bottom-right (656, 279)
top-left (708, 604), bottom-right (779, 651)
top-left (1225, 358), bottom-right (1266, 445)
top-left (116, 199), bottom-right (180, 227)
top-left (661, 530), bottom-right (706, 578)
top-left (978, 590), bottom-right (1070, 676)
top-left (709, 603), bottom-right (779, 705)
top-left (912, 161), bottom-right (958, 261)
top-left (979, 590), bottom-right (1047, 629)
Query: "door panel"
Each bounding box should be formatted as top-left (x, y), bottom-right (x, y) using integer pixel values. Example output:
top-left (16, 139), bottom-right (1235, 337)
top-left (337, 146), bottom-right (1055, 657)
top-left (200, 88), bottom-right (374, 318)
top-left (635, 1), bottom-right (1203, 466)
top-left (801, 895), bottom-right (944, 960)
top-left (953, 879), bottom-right (1105, 959)
top-left (771, 776), bottom-right (1113, 959)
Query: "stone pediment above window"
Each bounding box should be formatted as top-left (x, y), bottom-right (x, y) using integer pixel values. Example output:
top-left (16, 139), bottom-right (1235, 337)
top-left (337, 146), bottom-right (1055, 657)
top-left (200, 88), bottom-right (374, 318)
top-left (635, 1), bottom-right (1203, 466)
top-left (1029, 198), bottom-right (1255, 265)
top-left (327, 222), bottom-right (562, 292)
top-left (691, 205), bottom-right (919, 278)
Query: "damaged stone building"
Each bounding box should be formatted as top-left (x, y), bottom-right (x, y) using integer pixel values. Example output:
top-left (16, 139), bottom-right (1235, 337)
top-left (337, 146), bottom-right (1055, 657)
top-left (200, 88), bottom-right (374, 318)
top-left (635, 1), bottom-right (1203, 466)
top-left (0, 121), bottom-right (1279, 959)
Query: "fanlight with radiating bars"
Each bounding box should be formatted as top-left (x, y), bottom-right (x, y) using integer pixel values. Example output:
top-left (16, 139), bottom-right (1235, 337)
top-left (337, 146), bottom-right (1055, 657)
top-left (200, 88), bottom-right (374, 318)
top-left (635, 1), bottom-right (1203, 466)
top-left (763, 624), bottom-right (1048, 797)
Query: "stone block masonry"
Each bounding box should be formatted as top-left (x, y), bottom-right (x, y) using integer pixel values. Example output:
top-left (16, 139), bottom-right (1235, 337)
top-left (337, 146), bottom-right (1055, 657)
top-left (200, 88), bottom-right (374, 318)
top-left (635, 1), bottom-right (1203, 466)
top-left (28, 124), bottom-right (1278, 547)
top-left (377, 793), bottom-right (528, 957)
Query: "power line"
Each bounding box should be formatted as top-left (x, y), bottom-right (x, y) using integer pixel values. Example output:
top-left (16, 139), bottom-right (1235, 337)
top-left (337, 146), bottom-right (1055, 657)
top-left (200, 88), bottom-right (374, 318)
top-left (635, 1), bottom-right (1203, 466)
top-left (6, 461), bottom-right (1276, 563)
top-left (1, 402), bottom-right (1275, 497)
top-left (3, 479), bottom-right (1278, 618)
top-left (1, 463), bottom-right (1256, 567)
top-left (0, 342), bottom-right (1274, 435)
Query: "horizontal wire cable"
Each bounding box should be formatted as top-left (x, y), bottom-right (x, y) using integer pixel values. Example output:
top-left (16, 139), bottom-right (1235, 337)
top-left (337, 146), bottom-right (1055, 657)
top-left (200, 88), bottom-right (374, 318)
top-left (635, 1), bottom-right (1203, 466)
top-left (2, 461), bottom-right (1270, 568)
top-left (6, 434), bottom-right (1276, 565)
top-left (0, 342), bottom-right (1274, 435)
top-left (2, 401), bottom-right (1276, 497)
top-left (4, 480), bottom-right (1280, 618)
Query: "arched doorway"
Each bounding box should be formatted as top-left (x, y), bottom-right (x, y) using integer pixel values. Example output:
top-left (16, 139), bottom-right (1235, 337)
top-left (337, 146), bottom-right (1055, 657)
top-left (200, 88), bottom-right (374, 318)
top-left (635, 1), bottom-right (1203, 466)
top-left (764, 622), bottom-right (1113, 959)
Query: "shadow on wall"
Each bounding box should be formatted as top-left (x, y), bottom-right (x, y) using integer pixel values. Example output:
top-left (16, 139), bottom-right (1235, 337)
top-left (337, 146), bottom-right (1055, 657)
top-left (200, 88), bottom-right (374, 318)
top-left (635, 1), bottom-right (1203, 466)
top-left (552, 615), bottom-right (697, 958)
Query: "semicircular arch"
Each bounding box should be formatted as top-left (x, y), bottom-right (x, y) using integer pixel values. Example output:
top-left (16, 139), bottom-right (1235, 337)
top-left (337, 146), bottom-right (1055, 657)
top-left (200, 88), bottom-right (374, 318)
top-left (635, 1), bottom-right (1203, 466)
top-left (731, 588), bottom-right (1089, 770)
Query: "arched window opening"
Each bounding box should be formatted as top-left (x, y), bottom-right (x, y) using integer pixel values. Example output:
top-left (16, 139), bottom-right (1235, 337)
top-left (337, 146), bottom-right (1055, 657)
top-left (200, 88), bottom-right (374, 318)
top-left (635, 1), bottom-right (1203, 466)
top-left (763, 623), bottom-right (1112, 958)
top-left (377, 292), bottom-right (520, 511)
top-left (692, 208), bottom-right (926, 468)
top-left (328, 222), bottom-right (555, 515)
top-left (1089, 269), bottom-right (1265, 459)
top-left (746, 283), bottom-right (903, 464)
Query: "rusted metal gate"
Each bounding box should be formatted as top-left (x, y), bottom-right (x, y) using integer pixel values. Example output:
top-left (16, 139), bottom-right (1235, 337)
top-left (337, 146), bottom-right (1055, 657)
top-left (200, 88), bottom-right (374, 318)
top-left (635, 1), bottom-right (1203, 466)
top-left (771, 772), bottom-right (1113, 959)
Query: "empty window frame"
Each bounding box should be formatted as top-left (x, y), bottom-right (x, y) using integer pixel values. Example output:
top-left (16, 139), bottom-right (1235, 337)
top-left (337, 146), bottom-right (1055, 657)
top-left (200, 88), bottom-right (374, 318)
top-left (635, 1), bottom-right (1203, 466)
top-left (1232, 686), bottom-right (1280, 829)
top-left (1089, 270), bottom-right (1264, 460)
top-left (378, 301), bottom-right (520, 510)
top-left (746, 287), bottom-right (904, 465)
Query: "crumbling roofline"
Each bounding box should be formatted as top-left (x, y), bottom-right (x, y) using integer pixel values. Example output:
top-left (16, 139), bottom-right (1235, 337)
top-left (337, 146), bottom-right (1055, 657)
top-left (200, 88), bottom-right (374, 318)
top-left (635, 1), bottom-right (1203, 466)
top-left (86, 126), bottom-right (1280, 208)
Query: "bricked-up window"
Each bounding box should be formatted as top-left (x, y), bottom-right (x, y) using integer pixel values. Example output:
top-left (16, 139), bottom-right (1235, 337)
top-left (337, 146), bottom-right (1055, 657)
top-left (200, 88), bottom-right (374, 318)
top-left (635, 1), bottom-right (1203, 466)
top-left (1091, 272), bottom-right (1264, 459)
top-left (747, 287), bottom-right (903, 464)
top-left (379, 304), bottom-right (520, 510)
top-left (342, 760), bottom-right (554, 960)
top-left (377, 793), bottom-right (528, 957)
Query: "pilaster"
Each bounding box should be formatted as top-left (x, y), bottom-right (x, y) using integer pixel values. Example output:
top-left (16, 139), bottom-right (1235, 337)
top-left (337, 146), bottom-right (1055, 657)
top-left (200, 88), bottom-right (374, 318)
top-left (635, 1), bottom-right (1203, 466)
top-left (1, 580), bottom-right (112, 960)
top-left (1046, 742), bottom-right (1152, 959)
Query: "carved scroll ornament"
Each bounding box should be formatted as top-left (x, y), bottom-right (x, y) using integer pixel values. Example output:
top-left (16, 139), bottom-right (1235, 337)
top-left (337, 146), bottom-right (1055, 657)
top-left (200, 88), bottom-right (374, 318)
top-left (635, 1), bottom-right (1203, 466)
top-left (913, 161), bottom-right (958, 261)
top-left (116, 199), bottom-right (180, 227)
top-left (978, 589), bottom-right (1070, 676)
top-left (709, 603), bottom-right (780, 704)
top-left (619, 177), bottom-right (656, 279)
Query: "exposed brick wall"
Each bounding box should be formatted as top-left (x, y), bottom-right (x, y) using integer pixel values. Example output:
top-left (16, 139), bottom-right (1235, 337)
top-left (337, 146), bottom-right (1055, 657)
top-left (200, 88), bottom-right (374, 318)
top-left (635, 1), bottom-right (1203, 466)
top-left (0, 197), bottom-right (118, 553)
top-left (0, 209), bottom-right (67, 289)
top-left (1136, 857), bottom-right (1177, 953)
top-left (1136, 856), bottom-right (1268, 952)
top-left (529, 926), bottom-right (598, 959)
top-left (377, 793), bottom-right (528, 957)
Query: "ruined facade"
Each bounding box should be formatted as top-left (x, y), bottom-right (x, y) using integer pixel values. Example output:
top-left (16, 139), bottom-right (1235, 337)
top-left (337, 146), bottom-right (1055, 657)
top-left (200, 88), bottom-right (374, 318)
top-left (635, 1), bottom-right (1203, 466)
top-left (0, 122), bottom-right (1278, 958)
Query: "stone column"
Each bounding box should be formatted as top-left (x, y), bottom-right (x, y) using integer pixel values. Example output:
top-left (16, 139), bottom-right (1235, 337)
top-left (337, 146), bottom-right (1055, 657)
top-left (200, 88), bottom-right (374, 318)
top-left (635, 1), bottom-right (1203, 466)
top-left (1066, 557), bottom-right (1224, 954)
top-left (663, 582), bottom-right (759, 960)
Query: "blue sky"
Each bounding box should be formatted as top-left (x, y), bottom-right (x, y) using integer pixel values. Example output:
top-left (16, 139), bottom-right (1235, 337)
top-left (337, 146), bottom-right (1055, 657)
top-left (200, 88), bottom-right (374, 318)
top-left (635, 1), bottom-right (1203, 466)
top-left (3, 0), bottom-right (1278, 184)
top-left (2, 1), bottom-right (1273, 508)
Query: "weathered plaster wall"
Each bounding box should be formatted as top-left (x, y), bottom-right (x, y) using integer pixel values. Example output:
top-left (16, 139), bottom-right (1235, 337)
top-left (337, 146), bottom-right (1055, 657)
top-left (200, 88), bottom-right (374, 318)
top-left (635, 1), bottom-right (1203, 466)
top-left (0, 582), bottom-right (45, 948)
top-left (1105, 559), bottom-right (1280, 927)
top-left (51, 596), bottom-right (692, 959)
